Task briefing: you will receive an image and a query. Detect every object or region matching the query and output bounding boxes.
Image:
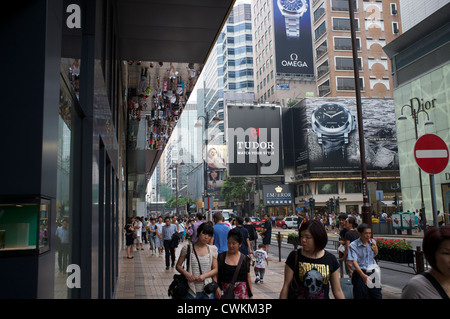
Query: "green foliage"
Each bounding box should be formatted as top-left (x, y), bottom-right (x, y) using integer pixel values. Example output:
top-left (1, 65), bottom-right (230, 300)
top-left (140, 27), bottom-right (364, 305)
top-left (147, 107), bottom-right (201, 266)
top-left (220, 171), bottom-right (252, 208)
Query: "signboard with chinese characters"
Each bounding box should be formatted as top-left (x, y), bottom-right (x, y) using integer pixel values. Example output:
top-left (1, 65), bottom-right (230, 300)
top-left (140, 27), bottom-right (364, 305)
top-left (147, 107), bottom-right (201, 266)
top-left (263, 184), bottom-right (294, 206)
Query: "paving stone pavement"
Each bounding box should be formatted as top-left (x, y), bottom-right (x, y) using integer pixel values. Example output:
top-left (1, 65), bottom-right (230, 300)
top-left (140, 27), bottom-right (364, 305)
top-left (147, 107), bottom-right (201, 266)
top-left (114, 240), bottom-right (402, 300)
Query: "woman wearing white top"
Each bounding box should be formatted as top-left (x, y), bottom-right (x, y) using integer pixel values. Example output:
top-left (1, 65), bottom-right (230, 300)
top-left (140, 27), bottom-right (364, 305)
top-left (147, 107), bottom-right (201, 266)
top-left (176, 223), bottom-right (218, 299)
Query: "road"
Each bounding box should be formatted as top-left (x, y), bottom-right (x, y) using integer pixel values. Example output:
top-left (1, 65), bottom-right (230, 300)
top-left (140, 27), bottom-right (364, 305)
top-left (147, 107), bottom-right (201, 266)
top-left (265, 228), bottom-right (423, 293)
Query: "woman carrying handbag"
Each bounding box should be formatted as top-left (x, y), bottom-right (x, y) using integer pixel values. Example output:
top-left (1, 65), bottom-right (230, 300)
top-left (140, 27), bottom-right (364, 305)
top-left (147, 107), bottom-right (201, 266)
top-left (215, 228), bottom-right (253, 299)
top-left (175, 223), bottom-right (218, 299)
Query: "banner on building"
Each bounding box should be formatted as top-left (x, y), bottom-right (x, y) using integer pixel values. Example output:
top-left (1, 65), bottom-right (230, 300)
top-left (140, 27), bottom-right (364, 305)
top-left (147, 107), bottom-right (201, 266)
top-left (273, 0), bottom-right (314, 76)
top-left (226, 104), bottom-right (283, 177)
top-left (288, 98), bottom-right (398, 172)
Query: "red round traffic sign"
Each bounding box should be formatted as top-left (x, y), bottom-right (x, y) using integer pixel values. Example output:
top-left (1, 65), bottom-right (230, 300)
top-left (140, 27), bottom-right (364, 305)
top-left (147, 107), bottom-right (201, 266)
top-left (414, 134), bottom-right (449, 174)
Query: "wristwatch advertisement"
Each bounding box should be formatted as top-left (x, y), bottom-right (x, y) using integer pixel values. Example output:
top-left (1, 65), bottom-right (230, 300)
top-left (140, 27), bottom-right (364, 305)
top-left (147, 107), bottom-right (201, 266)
top-left (273, 0), bottom-right (314, 76)
top-left (311, 103), bottom-right (357, 160)
top-left (277, 0), bottom-right (308, 39)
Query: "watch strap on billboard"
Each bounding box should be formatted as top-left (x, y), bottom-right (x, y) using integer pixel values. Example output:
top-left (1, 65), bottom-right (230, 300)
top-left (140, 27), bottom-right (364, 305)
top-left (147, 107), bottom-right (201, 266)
top-left (285, 16), bottom-right (300, 39)
top-left (321, 136), bottom-right (346, 160)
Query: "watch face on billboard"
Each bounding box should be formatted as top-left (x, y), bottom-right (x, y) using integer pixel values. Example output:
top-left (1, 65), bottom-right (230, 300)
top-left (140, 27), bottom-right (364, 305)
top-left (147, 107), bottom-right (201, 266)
top-left (290, 98), bottom-right (398, 172)
top-left (273, 0), bottom-right (314, 76)
top-left (226, 104), bottom-right (283, 177)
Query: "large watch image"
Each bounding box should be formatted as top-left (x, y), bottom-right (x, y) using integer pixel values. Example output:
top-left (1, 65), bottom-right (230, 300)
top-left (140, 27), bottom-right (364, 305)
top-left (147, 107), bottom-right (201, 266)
top-left (311, 103), bottom-right (357, 160)
top-left (277, 0), bottom-right (308, 39)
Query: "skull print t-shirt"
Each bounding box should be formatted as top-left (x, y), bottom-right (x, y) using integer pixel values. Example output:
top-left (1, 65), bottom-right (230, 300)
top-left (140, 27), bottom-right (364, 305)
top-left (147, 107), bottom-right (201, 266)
top-left (286, 249), bottom-right (340, 299)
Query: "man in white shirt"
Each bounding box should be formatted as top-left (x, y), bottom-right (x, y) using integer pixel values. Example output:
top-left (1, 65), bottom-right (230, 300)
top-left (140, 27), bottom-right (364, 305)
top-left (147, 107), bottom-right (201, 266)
top-left (134, 217), bottom-right (143, 250)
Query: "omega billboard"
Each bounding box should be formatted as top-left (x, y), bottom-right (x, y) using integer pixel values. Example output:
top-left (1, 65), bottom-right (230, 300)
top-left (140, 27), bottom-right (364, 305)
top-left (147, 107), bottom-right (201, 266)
top-left (273, 0), bottom-right (314, 76)
top-left (291, 98), bottom-right (398, 172)
top-left (226, 104), bottom-right (283, 177)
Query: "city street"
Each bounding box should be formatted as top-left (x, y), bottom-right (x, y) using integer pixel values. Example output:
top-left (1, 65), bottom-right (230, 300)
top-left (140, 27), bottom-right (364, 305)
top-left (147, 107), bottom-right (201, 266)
top-left (113, 226), bottom-right (424, 300)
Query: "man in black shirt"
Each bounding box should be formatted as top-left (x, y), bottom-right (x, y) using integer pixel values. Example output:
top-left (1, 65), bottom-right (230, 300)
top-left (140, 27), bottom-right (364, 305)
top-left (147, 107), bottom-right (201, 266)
top-left (261, 214), bottom-right (272, 254)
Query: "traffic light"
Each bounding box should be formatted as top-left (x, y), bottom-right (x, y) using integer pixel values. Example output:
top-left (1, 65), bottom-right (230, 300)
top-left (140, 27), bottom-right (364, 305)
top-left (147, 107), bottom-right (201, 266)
top-left (392, 195), bottom-right (398, 207)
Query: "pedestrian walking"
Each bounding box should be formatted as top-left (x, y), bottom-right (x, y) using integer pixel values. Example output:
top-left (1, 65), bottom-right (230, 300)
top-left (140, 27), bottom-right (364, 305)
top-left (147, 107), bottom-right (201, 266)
top-left (211, 212), bottom-right (230, 253)
top-left (280, 219), bottom-right (344, 299)
top-left (347, 223), bottom-right (382, 299)
top-left (343, 216), bottom-right (359, 276)
top-left (402, 225), bottom-right (450, 299)
top-left (148, 218), bottom-right (157, 256)
top-left (155, 216), bottom-right (164, 257)
top-left (188, 213), bottom-right (205, 243)
top-left (162, 216), bottom-right (178, 270)
top-left (260, 214), bottom-right (272, 254)
top-left (244, 217), bottom-right (257, 251)
top-left (141, 216), bottom-right (148, 245)
top-left (176, 223), bottom-right (218, 299)
top-left (235, 216), bottom-right (252, 256)
top-left (215, 228), bottom-right (253, 299)
top-left (253, 244), bottom-right (268, 284)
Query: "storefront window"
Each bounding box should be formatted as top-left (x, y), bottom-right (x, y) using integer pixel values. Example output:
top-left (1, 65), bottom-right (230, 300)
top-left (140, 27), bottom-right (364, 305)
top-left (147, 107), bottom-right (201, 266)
top-left (54, 69), bottom-right (76, 299)
top-left (344, 181), bottom-right (361, 193)
top-left (318, 182), bottom-right (338, 194)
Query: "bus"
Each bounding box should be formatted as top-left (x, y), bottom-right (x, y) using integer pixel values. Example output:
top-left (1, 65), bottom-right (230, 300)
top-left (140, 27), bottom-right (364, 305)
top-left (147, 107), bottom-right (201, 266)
top-left (206, 209), bottom-right (234, 223)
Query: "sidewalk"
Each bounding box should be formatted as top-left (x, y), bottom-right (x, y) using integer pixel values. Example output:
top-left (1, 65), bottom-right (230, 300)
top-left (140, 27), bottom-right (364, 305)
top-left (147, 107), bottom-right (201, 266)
top-left (113, 240), bottom-right (402, 299)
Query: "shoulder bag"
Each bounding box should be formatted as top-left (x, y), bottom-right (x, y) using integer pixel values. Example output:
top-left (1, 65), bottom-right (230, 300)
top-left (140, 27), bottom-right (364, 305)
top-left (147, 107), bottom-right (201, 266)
top-left (168, 244), bottom-right (191, 299)
top-left (220, 253), bottom-right (245, 299)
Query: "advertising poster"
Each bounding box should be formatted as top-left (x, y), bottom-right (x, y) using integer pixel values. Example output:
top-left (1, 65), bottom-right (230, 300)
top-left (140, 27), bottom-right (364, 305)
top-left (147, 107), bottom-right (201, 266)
top-left (273, 0), bottom-right (314, 76)
top-left (206, 145), bottom-right (227, 194)
top-left (294, 98), bottom-right (398, 172)
top-left (226, 104), bottom-right (283, 177)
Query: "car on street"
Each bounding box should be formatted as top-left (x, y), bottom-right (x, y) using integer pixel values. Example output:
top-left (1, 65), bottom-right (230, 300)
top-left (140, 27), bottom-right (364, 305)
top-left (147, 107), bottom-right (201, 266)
top-left (276, 216), bottom-right (298, 229)
top-left (249, 217), bottom-right (264, 229)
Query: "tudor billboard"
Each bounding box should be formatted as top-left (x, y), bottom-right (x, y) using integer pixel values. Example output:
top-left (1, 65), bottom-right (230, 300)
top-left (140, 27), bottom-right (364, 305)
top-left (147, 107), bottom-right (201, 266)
top-left (226, 104), bottom-right (284, 177)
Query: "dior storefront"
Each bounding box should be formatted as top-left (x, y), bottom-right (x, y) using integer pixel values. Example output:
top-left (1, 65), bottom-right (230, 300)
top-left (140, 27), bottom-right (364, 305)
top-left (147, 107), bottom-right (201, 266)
top-left (384, 3), bottom-right (450, 226)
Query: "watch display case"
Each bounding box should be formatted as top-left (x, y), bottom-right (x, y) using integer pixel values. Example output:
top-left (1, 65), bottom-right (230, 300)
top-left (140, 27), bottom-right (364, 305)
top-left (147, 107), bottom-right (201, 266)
top-left (0, 197), bottom-right (50, 254)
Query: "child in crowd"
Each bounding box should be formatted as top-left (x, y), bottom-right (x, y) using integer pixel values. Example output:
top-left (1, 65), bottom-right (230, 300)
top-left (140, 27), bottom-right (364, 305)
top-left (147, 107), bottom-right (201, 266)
top-left (253, 244), bottom-right (269, 284)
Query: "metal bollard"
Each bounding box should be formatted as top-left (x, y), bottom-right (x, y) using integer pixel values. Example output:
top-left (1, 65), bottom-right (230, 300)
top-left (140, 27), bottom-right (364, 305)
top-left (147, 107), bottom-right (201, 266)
top-left (415, 246), bottom-right (424, 274)
top-left (277, 232), bottom-right (281, 262)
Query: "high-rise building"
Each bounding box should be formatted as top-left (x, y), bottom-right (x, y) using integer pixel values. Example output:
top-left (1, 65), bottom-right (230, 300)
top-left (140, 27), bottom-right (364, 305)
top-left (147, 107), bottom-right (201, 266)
top-left (312, 0), bottom-right (401, 98)
top-left (252, 0), bottom-right (402, 103)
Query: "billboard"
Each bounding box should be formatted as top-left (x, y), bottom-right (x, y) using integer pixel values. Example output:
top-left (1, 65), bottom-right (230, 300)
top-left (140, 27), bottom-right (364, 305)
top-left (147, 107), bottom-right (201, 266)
top-left (206, 145), bottom-right (227, 194)
top-left (263, 184), bottom-right (294, 207)
top-left (273, 0), bottom-right (314, 76)
top-left (289, 98), bottom-right (398, 172)
top-left (226, 104), bottom-right (283, 177)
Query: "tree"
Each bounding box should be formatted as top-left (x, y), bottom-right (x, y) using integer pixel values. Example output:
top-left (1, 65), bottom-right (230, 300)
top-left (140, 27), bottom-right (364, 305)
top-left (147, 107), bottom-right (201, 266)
top-left (221, 171), bottom-right (252, 213)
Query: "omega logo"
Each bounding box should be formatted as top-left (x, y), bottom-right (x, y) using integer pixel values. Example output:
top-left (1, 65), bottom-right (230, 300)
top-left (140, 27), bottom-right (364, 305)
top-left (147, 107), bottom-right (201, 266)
top-left (281, 53), bottom-right (308, 68)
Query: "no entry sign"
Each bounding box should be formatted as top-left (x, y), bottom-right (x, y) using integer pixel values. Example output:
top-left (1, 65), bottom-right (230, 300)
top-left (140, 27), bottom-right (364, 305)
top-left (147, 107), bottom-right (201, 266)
top-left (414, 134), bottom-right (449, 174)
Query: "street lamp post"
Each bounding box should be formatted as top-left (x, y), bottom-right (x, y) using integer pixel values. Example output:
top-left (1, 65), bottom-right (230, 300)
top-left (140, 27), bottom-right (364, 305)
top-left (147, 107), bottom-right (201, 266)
top-left (398, 103), bottom-right (433, 229)
top-left (169, 161), bottom-right (185, 216)
top-left (195, 111), bottom-right (220, 212)
top-left (348, 0), bottom-right (371, 227)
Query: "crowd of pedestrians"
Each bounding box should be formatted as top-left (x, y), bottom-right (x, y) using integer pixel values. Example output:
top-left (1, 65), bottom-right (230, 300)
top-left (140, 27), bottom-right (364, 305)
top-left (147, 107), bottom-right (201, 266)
top-left (124, 212), bottom-right (450, 299)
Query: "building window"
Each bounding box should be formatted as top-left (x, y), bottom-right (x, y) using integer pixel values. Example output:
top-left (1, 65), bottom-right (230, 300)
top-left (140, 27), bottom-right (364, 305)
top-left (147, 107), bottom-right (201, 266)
top-left (344, 182), bottom-right (361, 193)
top-left (335, 57), bottom-right (362, 70)
top-left (336, 77), bottom-right (364, 91)
top-left (392, 22), bottom-right (399, 34)
top-left (334, 37), bottom-right (360, 51)
top-left (390, 3), bottom-right (398, 15)
top-left (331, 0), bottom-right (357, 12)
top-left (318, 183), bottom-right (338, 195)
top-left (318, 79), bottom-right (331, 97)
top-left (313, 3), bottom-right (325, 23)
top-left (317, 60), bottom-right (329, 79)
top-left (315, 21), bottom-right (327, 41)
top-left (332, 18), bottom-right (359, 31)
top-left (316, 40), bottom-right (328, 60)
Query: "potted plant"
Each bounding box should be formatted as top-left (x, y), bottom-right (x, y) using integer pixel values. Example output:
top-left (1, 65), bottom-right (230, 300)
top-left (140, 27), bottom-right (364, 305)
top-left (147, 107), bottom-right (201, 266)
top-left (375, 238), bottom-right (414, 263)
top-left (287, 232), bottom-right (300, 249)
